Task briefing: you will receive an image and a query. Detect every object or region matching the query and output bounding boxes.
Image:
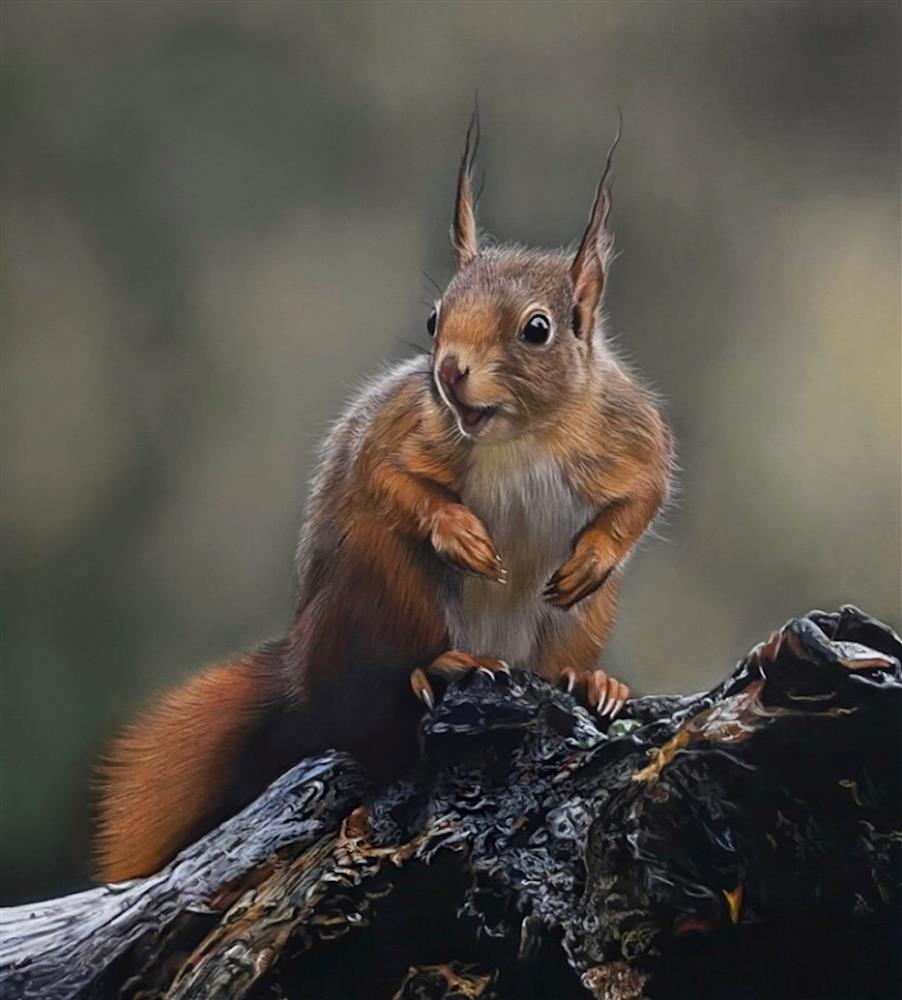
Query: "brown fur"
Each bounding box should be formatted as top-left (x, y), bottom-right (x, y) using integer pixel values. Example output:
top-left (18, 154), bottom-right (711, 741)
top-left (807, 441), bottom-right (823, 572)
top-left (96, 649), bottom-right (289, 880)
top-left (94, 118), bottom-right (673, 881)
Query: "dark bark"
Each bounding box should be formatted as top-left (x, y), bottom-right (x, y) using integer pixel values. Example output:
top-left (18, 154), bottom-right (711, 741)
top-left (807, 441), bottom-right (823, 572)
top-left (2, 606), bottom-right (900, 1000)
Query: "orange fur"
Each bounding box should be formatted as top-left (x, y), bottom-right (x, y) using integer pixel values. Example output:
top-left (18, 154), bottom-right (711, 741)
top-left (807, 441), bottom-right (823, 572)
top-left (95, 654), bottom-right (283, 881)
top-left (538, 576), bottom-right (622, 683)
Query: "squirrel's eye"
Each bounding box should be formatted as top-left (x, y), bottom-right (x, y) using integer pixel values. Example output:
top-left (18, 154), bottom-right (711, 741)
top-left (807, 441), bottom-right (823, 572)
top-left (520, 313), bottom-right (552, 345)
top-left (426, 309), bottom-right (437, 337)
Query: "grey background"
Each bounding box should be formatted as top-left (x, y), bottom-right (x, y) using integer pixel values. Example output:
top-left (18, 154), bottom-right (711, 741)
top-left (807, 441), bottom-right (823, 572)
top-left (2, 0), bottom-right (899, 904)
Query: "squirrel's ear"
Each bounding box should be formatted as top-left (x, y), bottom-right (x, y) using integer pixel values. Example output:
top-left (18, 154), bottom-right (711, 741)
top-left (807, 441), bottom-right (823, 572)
top-left (570, 179), bottom-right (613, 340)
top-left (450, 104), bottom-right (480, 269)
top-left (570, 121), bottom-right (620, 339)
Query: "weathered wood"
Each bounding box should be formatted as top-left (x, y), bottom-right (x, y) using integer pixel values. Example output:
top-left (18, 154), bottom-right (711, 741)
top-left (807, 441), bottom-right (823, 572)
top-left (2, 605), bottom-right (900, 1000)
top-left (0, 755), bottom-right (367, 1000)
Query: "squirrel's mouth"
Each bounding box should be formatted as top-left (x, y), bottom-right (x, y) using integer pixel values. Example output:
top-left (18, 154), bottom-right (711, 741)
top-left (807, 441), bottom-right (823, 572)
top-left (456, 401), bottom-right (497, 434)
top-left (440, 383), bottom-right (497, 434)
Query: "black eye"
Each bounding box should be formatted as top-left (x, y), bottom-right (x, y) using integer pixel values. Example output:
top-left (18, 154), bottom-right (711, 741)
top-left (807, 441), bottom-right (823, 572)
top-left (520, 313), bottom-right (552, 345)
top-left (426, 309), bottom-right (437, 337)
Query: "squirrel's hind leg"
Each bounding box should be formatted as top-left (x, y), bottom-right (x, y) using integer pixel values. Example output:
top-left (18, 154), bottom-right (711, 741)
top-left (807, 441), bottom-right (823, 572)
top-left (538, 579), bottom-right (630, 720)
top-left (410, 649), bottom-right (511, 711)
top-left (557, 668), bottom-right (630, 719)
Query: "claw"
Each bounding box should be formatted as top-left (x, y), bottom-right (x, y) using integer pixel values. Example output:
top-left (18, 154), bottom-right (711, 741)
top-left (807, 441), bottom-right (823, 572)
top-left (477, 667), bottom-right (497, 682)
top-left (595, 683), bottom-right (609, 714)
top-left (605, 681), bottom-right (629, 718)
top-left (410, 668), bottom-right (435, 711)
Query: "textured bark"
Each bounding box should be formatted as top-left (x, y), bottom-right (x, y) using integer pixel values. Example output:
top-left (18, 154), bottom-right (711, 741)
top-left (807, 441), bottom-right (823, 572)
top-left (2, 606), bottom-right (900, 1000)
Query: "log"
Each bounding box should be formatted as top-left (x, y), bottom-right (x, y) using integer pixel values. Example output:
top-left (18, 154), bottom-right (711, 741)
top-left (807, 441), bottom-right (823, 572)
top-left (2, 605), bottom-right (900, 1000)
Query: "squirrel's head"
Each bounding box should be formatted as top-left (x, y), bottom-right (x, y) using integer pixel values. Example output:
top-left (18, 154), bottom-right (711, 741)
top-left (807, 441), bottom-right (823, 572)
top-left (429, 109), bottom-right (618, 444)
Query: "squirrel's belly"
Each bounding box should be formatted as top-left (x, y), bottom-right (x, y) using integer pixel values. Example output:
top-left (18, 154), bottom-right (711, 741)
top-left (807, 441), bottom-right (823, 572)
top-left (445, 453), bottom-right (593, 669)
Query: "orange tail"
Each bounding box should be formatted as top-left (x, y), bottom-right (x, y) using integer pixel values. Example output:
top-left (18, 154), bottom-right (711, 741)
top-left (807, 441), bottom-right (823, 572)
top-left (95, 643), bottom-right (294, 882)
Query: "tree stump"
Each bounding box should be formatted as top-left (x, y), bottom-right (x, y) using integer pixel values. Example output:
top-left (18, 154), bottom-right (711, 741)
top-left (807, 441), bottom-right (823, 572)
top-left (2, 605), bottom-right (900, 1000)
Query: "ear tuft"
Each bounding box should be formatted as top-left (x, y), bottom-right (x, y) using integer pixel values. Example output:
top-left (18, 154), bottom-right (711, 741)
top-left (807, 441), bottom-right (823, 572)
top-left (570, 114), bottom-right (622, 339)
top-left (450, 100), bottom-right (481, 269)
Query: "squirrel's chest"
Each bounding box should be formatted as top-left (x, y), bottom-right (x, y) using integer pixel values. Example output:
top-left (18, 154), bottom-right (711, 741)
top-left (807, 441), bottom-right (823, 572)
top-left (444, 450), bottom-right (592, 669)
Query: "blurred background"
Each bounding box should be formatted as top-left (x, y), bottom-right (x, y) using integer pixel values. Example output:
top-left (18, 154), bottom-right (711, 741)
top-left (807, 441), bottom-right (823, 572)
top-left (2, 0), bottom-right (899, 904)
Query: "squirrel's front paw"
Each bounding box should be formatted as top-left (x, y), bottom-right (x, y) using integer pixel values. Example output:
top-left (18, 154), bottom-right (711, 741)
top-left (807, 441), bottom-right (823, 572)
top-left (544, 541), bottom-right (616, 609)
top-left (430, 504), bottom-right (507, 582)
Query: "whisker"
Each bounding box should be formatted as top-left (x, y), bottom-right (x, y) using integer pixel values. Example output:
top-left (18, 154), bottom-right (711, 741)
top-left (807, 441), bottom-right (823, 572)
top-left (422, 270), bottom-right (441, 293)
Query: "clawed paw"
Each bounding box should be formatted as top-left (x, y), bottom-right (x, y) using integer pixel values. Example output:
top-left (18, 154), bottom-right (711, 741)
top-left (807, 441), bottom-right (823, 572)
top-left (410, 649), bottom-right (511, 712)
top-left (430, 505), bottom-right (507, 583)
top-left (557, 668), bottom-right (629, 720)
top-left (544, 547), bottom-right (615, 609)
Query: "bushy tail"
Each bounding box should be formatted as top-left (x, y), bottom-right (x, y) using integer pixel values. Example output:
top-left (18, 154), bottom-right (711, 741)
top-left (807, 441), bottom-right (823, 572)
top-left (95, 644), bottom-right (292, 881)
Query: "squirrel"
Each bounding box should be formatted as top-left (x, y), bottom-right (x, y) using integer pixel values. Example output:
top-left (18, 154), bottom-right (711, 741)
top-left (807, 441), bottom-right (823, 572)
top-left (94, 112), bottom-right (673, 882)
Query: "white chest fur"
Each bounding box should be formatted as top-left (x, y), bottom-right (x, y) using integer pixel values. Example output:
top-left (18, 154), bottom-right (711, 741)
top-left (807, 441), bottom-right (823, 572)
top-left (444, 442), bottom-right (593, 669)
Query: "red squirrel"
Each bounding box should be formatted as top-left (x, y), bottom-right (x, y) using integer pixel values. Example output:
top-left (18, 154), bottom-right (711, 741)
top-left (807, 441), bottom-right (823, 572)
top-left (95, 114), bottom-right (672, 882)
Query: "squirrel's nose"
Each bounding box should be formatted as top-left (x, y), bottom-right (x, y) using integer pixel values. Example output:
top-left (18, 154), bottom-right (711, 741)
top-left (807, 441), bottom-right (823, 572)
top-left (439, 355), bottom-right (468, 387)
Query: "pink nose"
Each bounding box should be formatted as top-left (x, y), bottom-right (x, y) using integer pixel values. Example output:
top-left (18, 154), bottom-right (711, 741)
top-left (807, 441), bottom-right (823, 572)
top-left (439, 356), bottom-right (467, 386)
